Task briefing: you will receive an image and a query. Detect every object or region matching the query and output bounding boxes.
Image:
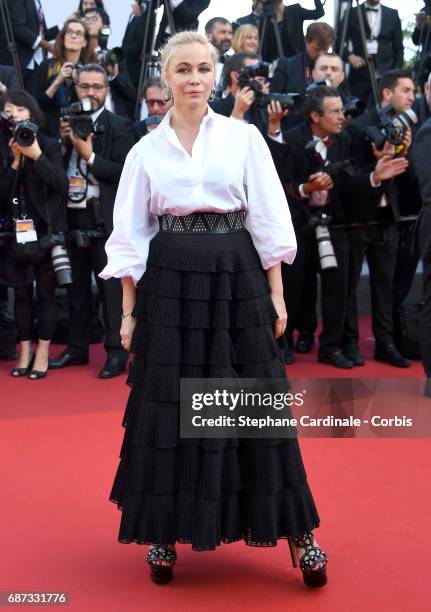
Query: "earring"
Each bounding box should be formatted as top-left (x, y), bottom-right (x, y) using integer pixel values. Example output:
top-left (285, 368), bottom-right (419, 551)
top-left (208, 89), bottom-right (216, 102)
top-left (162, 88), bottom-right (172, 103)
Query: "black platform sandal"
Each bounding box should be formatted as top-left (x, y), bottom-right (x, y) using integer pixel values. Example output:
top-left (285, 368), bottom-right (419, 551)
top-left (146, 545), bottom-right (177, 584)
top-left (288, 532), bottom-right (328, 588)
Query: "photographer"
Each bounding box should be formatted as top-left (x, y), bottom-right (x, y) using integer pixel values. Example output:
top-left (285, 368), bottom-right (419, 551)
top-left (210, 52), bottom-right (289, 139)
top-left (234, 0), bottom-right (325, 63)
top-left (342, 0), bottom-right (403, 105)
top-left (32, 19), bottom-right (96, 139)
top-left (343, 69), bottom-right (416, 367)
top-left (83, 7), bottom-right (136, 120)
top-left (155, 1), bottom-right (211, 49)
top-left (133, 76), bottom-right (173, 140)
top-left (269, 85), bottom-right (408, 367)
top-left (0, 90), bottom-right (68, 379)
top-left (270, 22), bottom-right (334, 96)
top-left (205, 17), bottom-right (233, 84)
top-left (49, 64), bottom-right (135, 378)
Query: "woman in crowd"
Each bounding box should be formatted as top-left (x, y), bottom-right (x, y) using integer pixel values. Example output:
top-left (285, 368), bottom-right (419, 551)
top-left (232, 24), bottom-right (260, 54)
top-left (69, 0), bottom-right (107, 20)
top-left (0, 91), bottom-right (68, 379)
top-left (101, 31), bottom-right (328, 588)
top-left (33, 19), bottom-right (96, 138)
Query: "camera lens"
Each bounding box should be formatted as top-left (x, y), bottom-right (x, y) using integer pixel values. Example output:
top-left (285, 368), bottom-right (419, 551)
top-left (51, 245), bottom-right (73, 287)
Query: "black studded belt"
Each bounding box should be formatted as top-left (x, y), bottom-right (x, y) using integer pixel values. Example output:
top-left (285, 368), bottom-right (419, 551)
top-left (158, 211), bottom-right (246, 234)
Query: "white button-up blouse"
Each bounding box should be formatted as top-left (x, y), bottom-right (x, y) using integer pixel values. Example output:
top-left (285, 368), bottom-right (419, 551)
top-left (100, 106), bottom-right (297, 283)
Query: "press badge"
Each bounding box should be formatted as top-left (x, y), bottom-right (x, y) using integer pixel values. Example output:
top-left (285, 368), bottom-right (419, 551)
top-left (67, 175), bottom-right (87, 209)
top-left (366, 39), bottom-right (378, 56)
top-left (15, 218), bottom-right (37, 243)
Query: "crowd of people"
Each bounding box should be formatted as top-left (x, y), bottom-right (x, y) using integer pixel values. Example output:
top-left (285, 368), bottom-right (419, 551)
top-left (0, 0), bottom-right (430, 383)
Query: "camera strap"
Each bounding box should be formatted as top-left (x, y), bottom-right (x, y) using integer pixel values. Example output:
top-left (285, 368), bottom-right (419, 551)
top-left (9, 157), bottom-right (38, 243)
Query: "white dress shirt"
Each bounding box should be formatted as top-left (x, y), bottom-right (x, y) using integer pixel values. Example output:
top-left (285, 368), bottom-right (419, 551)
top-left (364, 1), bottom-right (382, 39)
top-left (100, 106), bottom-right (297, 283)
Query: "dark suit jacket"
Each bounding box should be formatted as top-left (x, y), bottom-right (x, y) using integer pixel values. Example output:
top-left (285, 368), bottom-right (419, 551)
top-left (346, 107), bottom-right (419, 220)
top-left (234, 1), bottom-right (325, 62)
top-left (0, 0), bottom-right (48, 70)
top-left (343, 3), bottom-right (403, 84)
top-left (63, 109), bottom-right (135, 234)
top-left (413, 95), bottom-right (431, 128)
top-left (155, 0), bottom-right (210, 48)
top-left (109, 68), bottom-right (137, 120)
top-left (0, 131), bottom-right (68, 232)
top-left (270, 51), bottom-right (314, 95)
top-left (267, 121), bottom-right (377, 228)
top-left (412, 118), bottom-right (431, 259)
top-left (0, 64), bottom-right (20, 90)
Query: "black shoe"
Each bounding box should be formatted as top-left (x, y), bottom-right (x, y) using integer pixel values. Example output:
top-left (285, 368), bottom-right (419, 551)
top-left (48, 348), bottom-right (89, 369)
top-left (98, 356), bottom-right (126, 379)
top-left (295, 334), bottom-right (314, 354)
top-left (318, 349), bottom-right (354, 369)
top-left (282, 345), bottom-right (295, 365)
top-left (28, 368), bottom-right (48, 380)
top-left (344, 344), bottom-right (365, 366)
top-left (11, 353), bottom-right (35, 377)
top-left (374, 343), bottom-right (411, 368)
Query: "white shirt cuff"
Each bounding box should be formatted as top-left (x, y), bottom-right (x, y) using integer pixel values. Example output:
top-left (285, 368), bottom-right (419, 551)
top-left (88, 152), bottom-right (96, 166)
top-left (268, 132), bottom-right (283, 144)
top-left (298, 183), bottom-right (309, 199)
top-left (370, 172), bottom-right (381, 188)
top-left (32, 34), bottom-right (42, 50)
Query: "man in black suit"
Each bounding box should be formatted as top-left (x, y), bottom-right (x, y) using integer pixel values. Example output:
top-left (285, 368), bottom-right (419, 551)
top-left (49, 64), bottom-right (135, 378)
top-left (234, 0), bottom-right (325, 63)
top-left (268, 86), bottom-right (407, 367)
top-left (83, 8), bottom-right (136, 120)
top-left (343, 0), bottom-right (403, 104)
top-left (343, 69), bottom-right (414, 368)
top-left (411, 117), bottom-right (431, 394)
top-left (270, 22), bottom-right (334, 129)
top-left (0, 0), bottom-right (57, 91)
top-left (271, 22), bottom-right (335, 95)
top-left (0, 64), bottom-right (20, 94)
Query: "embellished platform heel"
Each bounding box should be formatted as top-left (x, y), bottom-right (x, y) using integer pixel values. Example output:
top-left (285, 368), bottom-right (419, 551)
top-left (146, 545), bottom-right (177, 584)
top-left (288, 532), bottom-right (328, 588)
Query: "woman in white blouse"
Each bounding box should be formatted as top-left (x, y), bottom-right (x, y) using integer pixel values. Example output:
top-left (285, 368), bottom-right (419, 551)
top-left (100, 31), bottom-right (328, 588)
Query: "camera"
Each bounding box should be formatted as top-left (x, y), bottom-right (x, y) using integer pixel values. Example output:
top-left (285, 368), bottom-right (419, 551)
top-left (305, 139), bottom-right (354, 178)
top-left (237, 62), bottom-right (301, 111)
top-left (61, 98), bottom-right (95, 140)
top-left (303, 139), bottom-right (354, 272)
top-left (68, 198), bottom-right (107, 248)
top-left (0, 112), bottom-right (39, 147)
top-left (39, 233), bottom-right (73, 287)
top-left (364, 104), bottom-right (418, 151)
top-left (97, 25), bottom-right (124, 67)
top-left (306, 78), bottom-right (331, 94)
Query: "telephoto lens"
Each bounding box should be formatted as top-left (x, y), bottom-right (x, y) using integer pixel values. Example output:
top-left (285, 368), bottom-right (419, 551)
top-left (315, 225), bottom-right (338, 270)
top-left (51, 245), bottom-right (73, 286)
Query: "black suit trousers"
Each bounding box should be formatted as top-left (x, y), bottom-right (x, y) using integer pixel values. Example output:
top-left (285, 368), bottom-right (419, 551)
top-left (420, 254), bottom-right (431, 379)
top-left (67, 239), bottom-right (126, 360)
top-left (282, 224), bottom-right (350, 353)
top-left (344, 224), bottom-right (398, 346)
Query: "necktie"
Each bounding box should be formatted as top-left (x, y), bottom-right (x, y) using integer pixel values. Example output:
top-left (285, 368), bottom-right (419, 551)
top-left (322, 138), bottom-right (334, 147)
top-left (365, 6), bottom-right (378, 11)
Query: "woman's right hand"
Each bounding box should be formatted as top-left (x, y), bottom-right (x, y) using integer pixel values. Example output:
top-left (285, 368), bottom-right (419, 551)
top-left (58, 62), bottom-right (75, 83)
top-left (9, 138), bottom-right (22, 169)
top-left (120, 315), bottom-right (137, 351)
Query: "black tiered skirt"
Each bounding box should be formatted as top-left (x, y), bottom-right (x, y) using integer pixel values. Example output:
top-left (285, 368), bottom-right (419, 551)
top-left (109, 228), bottom-right (320, 550)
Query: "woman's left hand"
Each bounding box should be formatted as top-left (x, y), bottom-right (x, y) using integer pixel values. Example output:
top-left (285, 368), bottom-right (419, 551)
top-left (271, 291), bottom-right (287, 339)
top-left (13, 138), bottom-right (42, 161)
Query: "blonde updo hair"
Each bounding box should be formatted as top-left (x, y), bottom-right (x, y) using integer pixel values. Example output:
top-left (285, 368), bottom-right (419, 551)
top-left (232, 24), bottom-right (259, 53)
top-left (160, 31), bottom-right (219, 90)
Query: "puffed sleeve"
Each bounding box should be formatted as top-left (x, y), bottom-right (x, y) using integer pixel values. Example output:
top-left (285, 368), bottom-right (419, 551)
top-left (99, 144), bottom-right (159, 283)
top-left (243, 124), bottom-right (297, 269)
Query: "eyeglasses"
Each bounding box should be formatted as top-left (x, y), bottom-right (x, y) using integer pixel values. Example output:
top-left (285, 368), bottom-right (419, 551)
top-left (84, 16), bottom-right (100, 23)
top-left (146, 99), bottom-right (168, 106)
top-left (65, 29), bottom-right (86, 38)
top-left (76, 83), bottom-right (107, 91)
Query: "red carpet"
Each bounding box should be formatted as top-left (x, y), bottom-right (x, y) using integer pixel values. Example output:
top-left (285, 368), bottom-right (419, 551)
top-left (1, 320), bottom-right (430, 611)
